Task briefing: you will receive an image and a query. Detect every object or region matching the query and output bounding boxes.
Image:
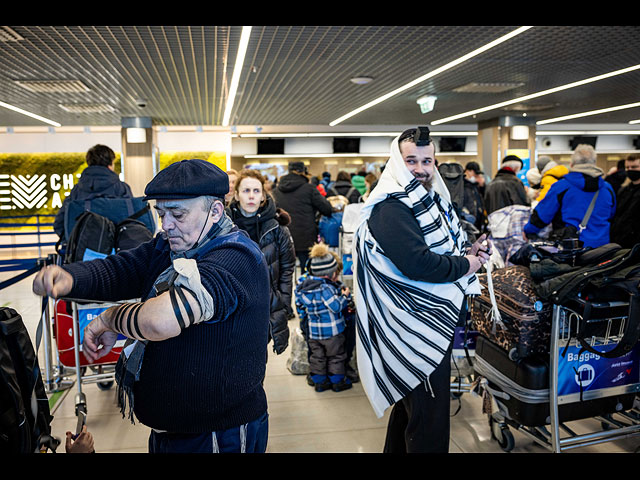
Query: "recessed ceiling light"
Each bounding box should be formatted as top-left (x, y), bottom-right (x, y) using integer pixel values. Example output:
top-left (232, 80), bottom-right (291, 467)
top-left (59, 103), bottom-right (115, 113)
top-left (453, 82), bottom-right (524, 93)
top-left (350, 76), bottom-right (373, 85)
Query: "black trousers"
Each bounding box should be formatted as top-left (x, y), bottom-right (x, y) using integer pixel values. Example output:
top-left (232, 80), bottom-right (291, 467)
top-left (383, 343), bottom-right (453, 453)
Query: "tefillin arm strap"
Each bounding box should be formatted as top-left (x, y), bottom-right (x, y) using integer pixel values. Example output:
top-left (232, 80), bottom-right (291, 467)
top-left (111, 302), bottom-right (146, 340)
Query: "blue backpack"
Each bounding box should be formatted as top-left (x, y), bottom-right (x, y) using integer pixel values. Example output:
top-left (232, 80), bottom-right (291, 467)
top-left (319, 212), bottom-right (343, 247)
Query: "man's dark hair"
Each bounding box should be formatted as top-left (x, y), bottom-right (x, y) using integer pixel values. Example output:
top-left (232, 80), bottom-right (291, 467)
top-left (86, 144), bottom-right (116, 167)
top-left (336, 171), bottom-right (351, 182)
top-left (465, 161), bottom-right (481, 174)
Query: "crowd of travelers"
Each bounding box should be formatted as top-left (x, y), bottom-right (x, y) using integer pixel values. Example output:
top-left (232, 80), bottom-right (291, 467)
top-left (33, 136), bottom-right (640, 454)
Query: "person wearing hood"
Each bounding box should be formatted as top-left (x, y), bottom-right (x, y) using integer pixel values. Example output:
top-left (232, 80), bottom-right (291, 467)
top-left (272, 162), bottom-right (334, 271)
top-left (524, 144), bottom-right (616, 248)
top-left (227, 169), bottom-right (296, 356)
top-left (610, 154), bottom-right (640, 248)
top-left (351, 171), bottom-right (367, 196)
top-left (483, 154), bottom-right (530, 215)
top-left (53, 144), bottom-right (133, 241)
top-left (326, 171), bottom-right (361, 204)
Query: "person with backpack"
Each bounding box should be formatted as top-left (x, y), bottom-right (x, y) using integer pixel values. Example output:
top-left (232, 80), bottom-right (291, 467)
top-left (33, 159), bottom-right (271, 454)
top-left (227, 169), bottom-right (296, 356)
top-left (326, 171), bottom-right (361, 204)
top-left (524, 144), bottom-right (616, 248)
top-left (53, 144), bottom-right (134, 242)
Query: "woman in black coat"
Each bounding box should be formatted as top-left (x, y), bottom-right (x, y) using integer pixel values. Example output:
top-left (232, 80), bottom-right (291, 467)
top-left (227, 169), bottom-right (296, 355)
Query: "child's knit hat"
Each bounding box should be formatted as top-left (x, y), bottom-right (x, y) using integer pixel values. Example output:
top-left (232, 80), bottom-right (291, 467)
top-left (309, 243), bottom-right (338, 277)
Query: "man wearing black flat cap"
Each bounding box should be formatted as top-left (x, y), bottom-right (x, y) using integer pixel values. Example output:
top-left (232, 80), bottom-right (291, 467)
top-left (273, 161), bottom-right (334, 272)
top-left (33, 159), bottom-right (271, 453)
top-left (483, 154), bottom-right (529, 215)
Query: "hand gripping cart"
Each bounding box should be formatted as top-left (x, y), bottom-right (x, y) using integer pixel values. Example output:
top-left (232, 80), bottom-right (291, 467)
top-left (474, 297), bottom-right (640, 452)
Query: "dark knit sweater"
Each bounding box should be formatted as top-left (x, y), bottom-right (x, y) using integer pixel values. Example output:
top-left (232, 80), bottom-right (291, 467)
top-left (62, 229), bottom-right (270, 432)
top-left (368, 197), bottom-right (470, 283)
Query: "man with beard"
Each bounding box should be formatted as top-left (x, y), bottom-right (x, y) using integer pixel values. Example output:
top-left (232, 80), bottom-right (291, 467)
top-left (352, 127), bottom-right (490, 453)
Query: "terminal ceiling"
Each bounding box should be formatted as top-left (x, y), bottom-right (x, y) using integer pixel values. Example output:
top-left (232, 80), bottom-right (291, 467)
top-left (1, 25), bottom-right (640, 129)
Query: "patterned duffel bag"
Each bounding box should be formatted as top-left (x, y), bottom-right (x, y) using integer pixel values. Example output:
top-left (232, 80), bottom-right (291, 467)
top-left (469, 265), bottom-right (552, 360)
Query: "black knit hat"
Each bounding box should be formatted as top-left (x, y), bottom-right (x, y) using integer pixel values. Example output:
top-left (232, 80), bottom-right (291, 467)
top-left (143, 159), bottom-right (229, 201)
top-left (309, 253), bottom-right (338, 277)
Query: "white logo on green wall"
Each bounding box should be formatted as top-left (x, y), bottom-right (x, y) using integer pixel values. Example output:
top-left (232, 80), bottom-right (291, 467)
top-left (0, 173), bottom-right (76, 211)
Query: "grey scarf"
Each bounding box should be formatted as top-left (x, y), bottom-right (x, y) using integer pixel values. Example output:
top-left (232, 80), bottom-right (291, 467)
top-left (115, 212), bottom-right (234, 424)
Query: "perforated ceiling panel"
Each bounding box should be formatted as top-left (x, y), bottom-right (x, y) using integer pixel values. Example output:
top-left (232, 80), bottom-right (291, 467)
top-left (1, 25), bottom-right (640, 128)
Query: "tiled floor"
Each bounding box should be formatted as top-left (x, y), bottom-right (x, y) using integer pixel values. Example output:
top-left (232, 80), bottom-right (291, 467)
top-left (2, 270), bottom-right (640, 454)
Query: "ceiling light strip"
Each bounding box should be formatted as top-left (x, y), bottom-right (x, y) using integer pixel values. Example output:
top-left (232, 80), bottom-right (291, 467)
top-left (238, 131), bottom-right (478, 138)
top-left (328, 26), bottom-right (533, 127)
top-left (432, 64), bottom-right (640, 125)
top-left (0, 101), bottom-right (61, 127)
top-left (537, 130), bottom-right (640, 135)
top-left (536, 102), bottom-right (640, 125)
top-left (222, 26), bottom-right (252, 127)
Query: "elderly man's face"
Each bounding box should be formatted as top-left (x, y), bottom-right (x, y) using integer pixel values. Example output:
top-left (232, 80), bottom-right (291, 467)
top-left (155, 197), bottom-right (219, 252)
top-left (400, 141), bottom-right (435, 189)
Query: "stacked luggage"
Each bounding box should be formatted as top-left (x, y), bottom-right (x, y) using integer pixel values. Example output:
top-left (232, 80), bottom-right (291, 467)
top-left (469, 240), bottom-right (640, 452)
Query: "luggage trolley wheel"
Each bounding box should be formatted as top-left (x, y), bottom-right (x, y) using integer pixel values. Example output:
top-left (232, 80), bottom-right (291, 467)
top-left (489, 415), bottom-right (515, 452)
top-left (89, 365), bottom-right (114, 391)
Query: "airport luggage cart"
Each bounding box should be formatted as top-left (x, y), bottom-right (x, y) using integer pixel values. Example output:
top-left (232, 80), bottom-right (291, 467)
top-left (476, 299), bottom-right (640, 452)
top-left (53, 297), bottom-right (132, 422)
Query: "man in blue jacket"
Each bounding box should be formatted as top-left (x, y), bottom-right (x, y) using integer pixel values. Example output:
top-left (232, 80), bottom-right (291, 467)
top-left (53, 144), bottom-right (133, 241)
top-left (523, 144), bottom-right (616, 248)
top-left (34, 159), bottom-right (271, 453)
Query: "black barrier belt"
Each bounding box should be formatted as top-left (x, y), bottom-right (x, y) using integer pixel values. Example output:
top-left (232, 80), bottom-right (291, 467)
top-left (0, 265), bottom-right (40, 291)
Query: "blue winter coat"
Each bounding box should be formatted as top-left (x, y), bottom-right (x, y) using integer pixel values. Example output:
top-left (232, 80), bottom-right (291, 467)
top-left (524, 169), bottom-right (616, 248)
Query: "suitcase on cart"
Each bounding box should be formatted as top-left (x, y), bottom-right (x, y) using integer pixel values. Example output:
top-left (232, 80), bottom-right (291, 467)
top-left (474, 334), bottom-right (638, 428)
top-left (470, 265), bottom-right (553, 360)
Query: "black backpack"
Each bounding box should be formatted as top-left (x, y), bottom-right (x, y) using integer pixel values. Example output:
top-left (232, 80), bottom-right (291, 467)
top-left (114, 217), bottom-right (154, 252)
top-left (0, 307), bottom-right (59, 453)
top-left (64, 211), bottom-right (116, 264)
top-left (63, 204), bottom-right (155, 263)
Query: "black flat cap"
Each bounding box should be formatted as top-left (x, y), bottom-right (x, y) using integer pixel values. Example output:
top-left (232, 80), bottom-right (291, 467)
top-left (144, 159), bottom-right (229, 201)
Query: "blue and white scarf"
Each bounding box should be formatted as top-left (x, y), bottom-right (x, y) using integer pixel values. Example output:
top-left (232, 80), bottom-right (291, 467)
top-left (353, 136), bottom-right (481, 418)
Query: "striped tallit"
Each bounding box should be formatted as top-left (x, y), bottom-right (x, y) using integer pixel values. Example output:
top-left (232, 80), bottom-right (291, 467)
top-left (353, 135), bottom-right (481, 418)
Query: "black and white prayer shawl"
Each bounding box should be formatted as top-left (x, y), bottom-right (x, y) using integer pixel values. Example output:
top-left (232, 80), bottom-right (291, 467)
top-left (353, 136), bottom-right (481, 418)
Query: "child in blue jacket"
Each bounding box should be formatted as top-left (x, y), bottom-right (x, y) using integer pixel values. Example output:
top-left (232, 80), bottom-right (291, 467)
top-left (295, 243), bottom-right (352, 392)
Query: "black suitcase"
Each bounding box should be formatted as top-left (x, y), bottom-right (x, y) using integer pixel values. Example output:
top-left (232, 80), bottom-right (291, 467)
top-left (474, 334), bottom-right (637, 427)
